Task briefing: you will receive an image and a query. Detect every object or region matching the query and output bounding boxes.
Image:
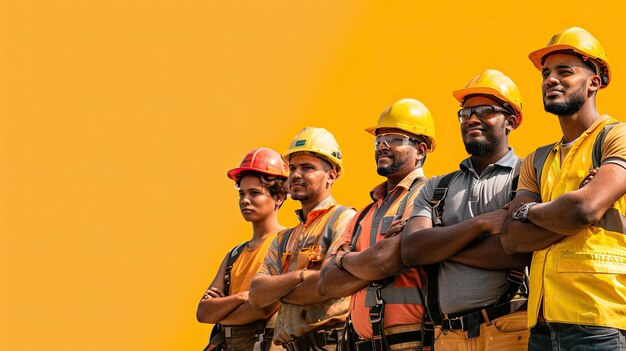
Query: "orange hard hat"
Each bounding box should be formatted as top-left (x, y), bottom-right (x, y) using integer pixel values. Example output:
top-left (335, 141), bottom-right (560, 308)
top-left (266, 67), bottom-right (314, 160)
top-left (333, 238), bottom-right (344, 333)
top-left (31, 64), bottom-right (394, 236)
top-left (227, 148), bottom-right (289, 181)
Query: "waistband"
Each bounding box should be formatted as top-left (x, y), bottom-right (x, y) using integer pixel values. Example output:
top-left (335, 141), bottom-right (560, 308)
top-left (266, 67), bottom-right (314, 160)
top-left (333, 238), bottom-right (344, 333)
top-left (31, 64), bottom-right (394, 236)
top-left (354, 324), bottom-right (432, 351)
top-left (440, 299), bottom-right (527, 332)
top-left (282, 324), bottom-right (343, 351)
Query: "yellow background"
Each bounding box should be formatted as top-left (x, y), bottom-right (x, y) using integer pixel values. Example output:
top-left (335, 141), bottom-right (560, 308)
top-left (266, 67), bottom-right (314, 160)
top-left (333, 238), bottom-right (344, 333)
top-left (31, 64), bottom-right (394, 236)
top-left (2, 1), bottom-right (625, 350)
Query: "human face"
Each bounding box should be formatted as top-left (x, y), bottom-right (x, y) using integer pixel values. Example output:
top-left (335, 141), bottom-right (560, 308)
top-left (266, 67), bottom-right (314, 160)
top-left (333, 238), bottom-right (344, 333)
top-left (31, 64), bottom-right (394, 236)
top-left (460, 96), bottom-right (513, 156)
top-left (238, 175), bottom-right (278, 223)
top-left (374, 128), bottom-right (421, 177)
top-left (288, 154), bottom-right (336, 205)
top-left (541, 54), bottom-right (597, 116)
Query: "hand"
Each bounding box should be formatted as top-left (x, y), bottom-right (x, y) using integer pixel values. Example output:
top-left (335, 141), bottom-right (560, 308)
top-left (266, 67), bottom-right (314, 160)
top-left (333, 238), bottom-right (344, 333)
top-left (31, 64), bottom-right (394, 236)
top-left (580, 167), bottom-right (599, 188)
top-left (477, 208), bottom-right (508, 234)
top-left (383, 219), bottom-right (406, 238)
top-left (202, 286), bottom-right (225, 300)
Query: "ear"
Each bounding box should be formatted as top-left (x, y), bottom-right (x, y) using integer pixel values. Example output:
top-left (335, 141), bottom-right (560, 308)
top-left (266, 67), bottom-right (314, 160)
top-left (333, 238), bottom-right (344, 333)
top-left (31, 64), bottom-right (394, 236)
top-left (505, 114), bottom-right (518, 132)
top-left (588, 75), bottom-right (602, 93)
top-left (414, 142), bottom-right (427, 166)
top-left (326, 168), bottom-right (338, 185)
top-left (274, 193), bottom-right (285, 207)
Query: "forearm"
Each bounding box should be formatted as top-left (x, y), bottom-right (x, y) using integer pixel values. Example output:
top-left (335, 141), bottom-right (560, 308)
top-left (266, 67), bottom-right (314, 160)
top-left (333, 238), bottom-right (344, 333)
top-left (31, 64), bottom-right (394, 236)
top-left (281, 270), bottom-right (329, 305)
top-left (528, 197), bottom-right (592, 236)
top-left (448, 234), bottom-right (531, 270)
top-left (401, 217), bottom-right (487, 266)
top-left (220, 301), bottom-right (278, 326)
top-left (249, 272), bottom-right (302, 308)
top-left (500, 218), bottom-right (564, 254)
top-left (318, 260), bottom-right (369, 297)
top-left (197, 293), bottom-right (247, 324)
top-left (341, 236), bottom-right (404, 281)
top-left (527, 163), bottom-right (626, 235)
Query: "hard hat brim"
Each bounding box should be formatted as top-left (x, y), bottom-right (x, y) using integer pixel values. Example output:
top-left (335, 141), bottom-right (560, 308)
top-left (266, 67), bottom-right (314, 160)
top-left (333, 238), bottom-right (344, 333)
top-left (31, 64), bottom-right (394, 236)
top-left (528, 44), bottom-right (610, 87)
top-left (227, 167), bottom-right (288, 181)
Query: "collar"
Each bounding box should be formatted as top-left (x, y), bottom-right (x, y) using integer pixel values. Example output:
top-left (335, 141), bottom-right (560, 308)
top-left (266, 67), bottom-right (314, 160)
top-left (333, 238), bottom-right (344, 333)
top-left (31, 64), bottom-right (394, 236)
top-left (369, 167), bottom-right (425, 201)
top-left (460, 148), bottom-right (518, 172)
top-left (295, 195), bottom-right (337, 225)
top-left (552, 115), bottom-right (615, 152)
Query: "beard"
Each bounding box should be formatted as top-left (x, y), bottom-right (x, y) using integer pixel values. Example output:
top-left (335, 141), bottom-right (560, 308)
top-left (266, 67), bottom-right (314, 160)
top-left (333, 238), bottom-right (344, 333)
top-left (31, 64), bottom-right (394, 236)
top-left (544, 87), bottom-right (585, 116)
top-left (464, 140), bottom-right (494, 156)
top-left (377, 155), bottom-right (409, 176)
top-left (289, 183), bottom-right (311, 202)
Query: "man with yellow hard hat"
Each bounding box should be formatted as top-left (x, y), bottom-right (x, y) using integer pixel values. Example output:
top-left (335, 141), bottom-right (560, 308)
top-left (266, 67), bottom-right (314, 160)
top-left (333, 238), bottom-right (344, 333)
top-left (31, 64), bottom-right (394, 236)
top-left (318, 98), bottom-right (436, 351)
top-left (401, 70), bottom-right (531, 350)
top-left (249, 127), bottom-right (356, 350)
top-left (501, 27), bottom-right (626, 350)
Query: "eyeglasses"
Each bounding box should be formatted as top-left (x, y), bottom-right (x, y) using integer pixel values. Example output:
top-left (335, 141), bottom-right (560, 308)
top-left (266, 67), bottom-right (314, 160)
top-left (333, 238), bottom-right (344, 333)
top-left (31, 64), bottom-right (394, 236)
top-left (457, 105), bottom-right (512, 123)
top-left (374, 133), bottom-right (417, 149)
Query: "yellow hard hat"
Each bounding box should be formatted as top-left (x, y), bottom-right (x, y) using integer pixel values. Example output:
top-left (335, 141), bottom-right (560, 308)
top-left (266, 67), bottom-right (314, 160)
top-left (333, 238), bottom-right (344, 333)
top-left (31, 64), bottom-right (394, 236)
top-left (365, 98), bottom-right (436, 152)
top-left (529, 27), bottom-right (610, 88)
top-left (453, 69), bottom-right (523, 127)
top-left (282, 127), bottom-right (343, 176)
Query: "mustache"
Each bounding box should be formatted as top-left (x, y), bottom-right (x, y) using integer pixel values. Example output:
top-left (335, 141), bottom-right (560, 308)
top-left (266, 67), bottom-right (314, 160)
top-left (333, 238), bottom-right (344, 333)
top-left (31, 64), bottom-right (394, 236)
top-left (376, 151), bottom-right (394, 160)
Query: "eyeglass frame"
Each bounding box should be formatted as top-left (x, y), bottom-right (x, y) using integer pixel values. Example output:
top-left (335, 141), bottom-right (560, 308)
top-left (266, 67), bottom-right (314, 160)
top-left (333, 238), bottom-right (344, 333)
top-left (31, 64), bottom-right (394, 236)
top-left (457, 105), bottom-right (514, 123)
top-left (374, 133), bottom-right (424, 149)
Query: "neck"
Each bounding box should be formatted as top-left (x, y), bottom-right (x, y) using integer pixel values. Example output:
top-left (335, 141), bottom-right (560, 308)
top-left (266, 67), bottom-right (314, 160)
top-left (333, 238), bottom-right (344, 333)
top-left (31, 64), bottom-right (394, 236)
top-left (251, 214), bottom-right (283, 242)
top-left (470, 143), bottom-right (509, 175)
top-left (386, 168), bottom-right (415, 193)
top-left (557, 102), bottom-right (600, 143)
top-left (300, 193), bottom-right (328, 219)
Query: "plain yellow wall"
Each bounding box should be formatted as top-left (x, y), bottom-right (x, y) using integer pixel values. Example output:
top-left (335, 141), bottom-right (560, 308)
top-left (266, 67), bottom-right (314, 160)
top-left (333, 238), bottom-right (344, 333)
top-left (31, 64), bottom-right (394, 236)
top-left (2, 1), bottom-right (625, 350)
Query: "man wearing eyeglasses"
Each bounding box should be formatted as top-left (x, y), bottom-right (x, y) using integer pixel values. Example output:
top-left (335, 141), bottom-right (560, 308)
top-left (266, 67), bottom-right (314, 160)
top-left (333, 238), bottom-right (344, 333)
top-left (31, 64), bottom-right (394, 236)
top-left (400, 70), bottom-right (531, 350)
top-left (318, 98), bottom-right (436, 351)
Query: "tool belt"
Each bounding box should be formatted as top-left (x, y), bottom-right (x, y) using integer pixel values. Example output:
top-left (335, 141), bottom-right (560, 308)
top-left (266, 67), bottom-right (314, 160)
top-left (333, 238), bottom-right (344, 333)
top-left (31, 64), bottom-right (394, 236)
top-left (439, 299), bottom-right (527, 337)
top-left (352, 324), bottom-right (433, 351)
top-left (282, 324), bottom-right (342, 351)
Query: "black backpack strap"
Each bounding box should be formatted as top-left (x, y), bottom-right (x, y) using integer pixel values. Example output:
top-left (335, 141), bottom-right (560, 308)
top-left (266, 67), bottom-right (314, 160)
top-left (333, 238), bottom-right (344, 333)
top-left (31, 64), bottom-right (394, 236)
top-left (533, 143), bottom-right (557, 196)
top-left (593, 122), bottom-right (620, 168)
top-left (224, 241), bottom-right (249, 295)
top-left (509, 157), bottom-right (523, 201)
top-left (427, 171), bottom-right (460, 227)
top-left (423, 172), bottom-right (460, 326)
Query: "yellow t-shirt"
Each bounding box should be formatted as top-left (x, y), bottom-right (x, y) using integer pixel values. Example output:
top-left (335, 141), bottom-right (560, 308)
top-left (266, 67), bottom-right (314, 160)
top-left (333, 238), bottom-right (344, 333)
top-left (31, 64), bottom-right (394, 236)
top-left (229, 234), bottom-right (275, 295)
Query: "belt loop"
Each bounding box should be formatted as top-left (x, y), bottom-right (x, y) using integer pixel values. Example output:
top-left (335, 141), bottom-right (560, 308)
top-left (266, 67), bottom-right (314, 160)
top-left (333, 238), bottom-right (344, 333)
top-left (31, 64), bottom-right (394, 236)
top-left (481, 309), bottom-right (492, 326)
top-left (224, 327), bottom-right (232, 338)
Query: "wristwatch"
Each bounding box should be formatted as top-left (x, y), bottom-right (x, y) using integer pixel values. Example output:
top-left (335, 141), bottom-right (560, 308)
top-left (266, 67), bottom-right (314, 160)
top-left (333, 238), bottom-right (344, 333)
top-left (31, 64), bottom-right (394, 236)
top-left (512, 202), bottom-right (538, 222)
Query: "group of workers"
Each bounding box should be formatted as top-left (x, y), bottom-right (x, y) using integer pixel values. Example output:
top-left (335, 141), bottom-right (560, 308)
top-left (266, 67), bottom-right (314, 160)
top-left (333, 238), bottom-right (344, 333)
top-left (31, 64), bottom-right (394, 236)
top-left (197, 27), bottom-right (626, 351)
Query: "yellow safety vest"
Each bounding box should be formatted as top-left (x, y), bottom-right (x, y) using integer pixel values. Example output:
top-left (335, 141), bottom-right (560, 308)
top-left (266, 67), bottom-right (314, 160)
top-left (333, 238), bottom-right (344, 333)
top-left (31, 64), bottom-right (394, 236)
top-left (529, 117), bottom-right (626, 329)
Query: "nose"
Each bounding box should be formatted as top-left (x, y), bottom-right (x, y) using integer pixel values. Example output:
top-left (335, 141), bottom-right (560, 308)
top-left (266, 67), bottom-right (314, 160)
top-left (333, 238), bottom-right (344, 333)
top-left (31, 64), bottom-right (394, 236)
top-left (544, 74), bottom-right (559, 87)
top-left (289, 169), bottom-right (302, 181)
top-left (466, 111), bottom-right (481, 124)
top-left (240, 194), bottom-right (251, 206)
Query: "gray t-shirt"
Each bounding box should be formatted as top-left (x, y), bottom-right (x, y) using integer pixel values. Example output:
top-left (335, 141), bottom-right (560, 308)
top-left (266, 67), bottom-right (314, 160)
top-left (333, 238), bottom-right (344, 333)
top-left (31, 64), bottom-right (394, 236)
top-left (410, 149), bottom-right (520, 314)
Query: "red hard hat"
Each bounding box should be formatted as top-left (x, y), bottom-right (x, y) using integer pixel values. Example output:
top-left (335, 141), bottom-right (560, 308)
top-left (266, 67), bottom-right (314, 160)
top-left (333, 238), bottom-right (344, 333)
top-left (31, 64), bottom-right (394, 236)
top-left (227, 148), bottom-right (289, 181)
